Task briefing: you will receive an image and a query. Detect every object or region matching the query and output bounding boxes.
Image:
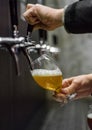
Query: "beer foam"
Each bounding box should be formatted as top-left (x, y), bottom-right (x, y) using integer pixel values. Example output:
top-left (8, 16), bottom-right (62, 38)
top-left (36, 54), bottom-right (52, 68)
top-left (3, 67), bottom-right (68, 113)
top-left (87, 113), bottom-right (92, 119)
top-left (31, 69), bottom-right (62, 76)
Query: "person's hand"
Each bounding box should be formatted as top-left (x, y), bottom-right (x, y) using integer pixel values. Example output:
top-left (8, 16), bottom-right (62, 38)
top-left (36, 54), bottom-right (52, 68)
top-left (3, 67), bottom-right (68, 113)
top-left (54, 74), bottom-right (92, 102)
top-left (23, 4), bottom-right (64, 30)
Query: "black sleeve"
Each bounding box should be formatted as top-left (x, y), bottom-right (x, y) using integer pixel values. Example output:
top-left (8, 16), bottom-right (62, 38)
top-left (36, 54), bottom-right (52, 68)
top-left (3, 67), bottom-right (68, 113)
top-left (64, 0), bottom-right (92, 34)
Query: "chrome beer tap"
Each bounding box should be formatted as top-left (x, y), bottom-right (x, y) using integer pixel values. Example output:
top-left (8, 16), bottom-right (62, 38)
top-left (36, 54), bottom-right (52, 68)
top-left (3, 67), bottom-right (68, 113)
top-left (0, 24), bottom-right (35, 75)
top-left (0, 0), bottom-right (25, 75)
top-left (0, 0), bottom-right (60, 76)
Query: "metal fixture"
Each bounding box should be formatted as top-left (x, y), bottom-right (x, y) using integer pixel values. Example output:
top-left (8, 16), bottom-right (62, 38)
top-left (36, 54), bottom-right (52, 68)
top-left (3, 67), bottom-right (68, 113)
top-left (0, 0), bottom-right (60, 76)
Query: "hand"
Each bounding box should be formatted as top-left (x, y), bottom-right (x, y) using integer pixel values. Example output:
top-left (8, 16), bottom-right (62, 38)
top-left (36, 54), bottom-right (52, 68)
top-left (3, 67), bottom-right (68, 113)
top-left (54, 74), bottom-right (92, 101)
top-left (23, 4), bottom-right (64, 30)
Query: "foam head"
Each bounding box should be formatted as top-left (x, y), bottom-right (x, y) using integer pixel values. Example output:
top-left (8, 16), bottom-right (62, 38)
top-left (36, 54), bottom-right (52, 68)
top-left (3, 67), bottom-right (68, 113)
top-left (31, 69), bottom-right (62, 76)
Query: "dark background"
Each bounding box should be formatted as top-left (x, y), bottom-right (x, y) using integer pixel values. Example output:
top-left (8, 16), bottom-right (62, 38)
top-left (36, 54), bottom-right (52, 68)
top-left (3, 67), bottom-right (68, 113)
top-left (0, 0), bottom-right (47, 130)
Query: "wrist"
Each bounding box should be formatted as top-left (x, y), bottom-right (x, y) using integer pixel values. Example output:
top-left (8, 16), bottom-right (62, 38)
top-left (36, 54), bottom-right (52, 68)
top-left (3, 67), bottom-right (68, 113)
top-left (60, 8), bottom-right (64, 26)
top-left (87, 74), bottom-right (92, 94)
top-left (57, 8), bottom-right (64, 26)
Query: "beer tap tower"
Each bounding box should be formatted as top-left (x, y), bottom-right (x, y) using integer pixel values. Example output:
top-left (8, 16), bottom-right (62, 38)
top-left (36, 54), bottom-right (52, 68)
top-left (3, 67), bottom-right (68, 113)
top-left (0, 0), bottom-right (60, 76)
top-left (0, 0), bottom-right (37, 76)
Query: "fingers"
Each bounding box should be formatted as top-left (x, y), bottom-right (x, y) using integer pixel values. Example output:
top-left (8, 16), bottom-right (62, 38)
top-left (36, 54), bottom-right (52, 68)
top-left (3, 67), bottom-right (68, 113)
top-left (62, 81), bottom-right (91, 99)
top-left (23, 8), bottom-right (40, 25)
top-left (62, 78), bottom-right (73, 88)
top-left (53, 77), bottom-right (77, 102)
top-left (23, 4), bottom-right (38, 24)
top-left (62, 76), bottom-right (82, 95)
top-left (62, 81), bottom-right (78, 95)
top-left (53, 78), bottom-right (78, 102)
top-left (61, 78), bottom-right (75, 94)
top-left (54, 74), bottom-right (92, 101)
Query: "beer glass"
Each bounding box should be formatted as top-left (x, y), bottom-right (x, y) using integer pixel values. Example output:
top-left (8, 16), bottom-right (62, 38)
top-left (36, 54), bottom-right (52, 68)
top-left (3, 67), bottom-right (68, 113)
top-left (87, 105), bottom-right (92, 130)
top-left (31, 54), bottom-right (62, 92)
top-left (30, 54), bottom-right (76, 104)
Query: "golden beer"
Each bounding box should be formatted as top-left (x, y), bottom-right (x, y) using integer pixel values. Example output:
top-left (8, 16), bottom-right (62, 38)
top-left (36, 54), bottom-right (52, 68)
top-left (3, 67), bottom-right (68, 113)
top-left (31, 69), bottom-right (62, 92)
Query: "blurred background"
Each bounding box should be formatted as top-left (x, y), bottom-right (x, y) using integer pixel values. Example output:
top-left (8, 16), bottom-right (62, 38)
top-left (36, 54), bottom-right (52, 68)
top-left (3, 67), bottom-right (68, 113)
top-left (0, 0), bottom-right (92, 130)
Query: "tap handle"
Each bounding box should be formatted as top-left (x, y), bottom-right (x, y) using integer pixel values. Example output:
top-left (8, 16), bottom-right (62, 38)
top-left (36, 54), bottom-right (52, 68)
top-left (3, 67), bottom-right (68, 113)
top-left (9, 0), bottom-right (18, 33)
top-left (27, 24), bottom-right (34, 34)
top-left (39, 29), bottom-right (44, 39)
top-left (26, 24), bottom-right (34, 42)
top-left (27, 24), bottom-right (34, 37)
top-left (39, 29), bottom-right (47, 44)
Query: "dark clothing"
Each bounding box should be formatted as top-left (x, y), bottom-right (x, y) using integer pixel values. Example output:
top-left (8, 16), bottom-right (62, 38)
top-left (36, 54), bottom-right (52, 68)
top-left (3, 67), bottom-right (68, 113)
top-left (64, 0), bottom-right (92, 33)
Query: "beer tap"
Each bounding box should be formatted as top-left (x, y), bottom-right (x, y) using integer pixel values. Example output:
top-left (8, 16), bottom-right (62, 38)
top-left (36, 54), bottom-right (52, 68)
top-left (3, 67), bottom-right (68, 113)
top-left (0, 0), bottom-right (60, 76)
top-left (0, 23), bottom-right (35, 74)
top-left (26, 24), bottom-right (34, 42)
top-left (0, 0), bottom-right (25, 76)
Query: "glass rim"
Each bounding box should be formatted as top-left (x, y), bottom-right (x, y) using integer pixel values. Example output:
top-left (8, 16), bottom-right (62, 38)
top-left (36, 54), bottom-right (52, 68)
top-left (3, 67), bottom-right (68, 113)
top-left (31, 53), bottom-right (54, 64)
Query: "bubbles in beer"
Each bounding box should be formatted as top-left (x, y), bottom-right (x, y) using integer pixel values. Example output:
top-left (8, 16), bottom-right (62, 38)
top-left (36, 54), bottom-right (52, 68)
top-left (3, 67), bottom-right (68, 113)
top-left (31, 69), bottom-right (62, 92)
